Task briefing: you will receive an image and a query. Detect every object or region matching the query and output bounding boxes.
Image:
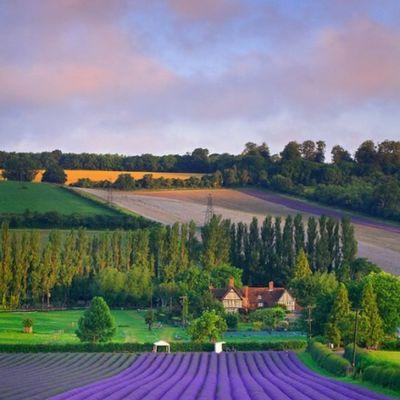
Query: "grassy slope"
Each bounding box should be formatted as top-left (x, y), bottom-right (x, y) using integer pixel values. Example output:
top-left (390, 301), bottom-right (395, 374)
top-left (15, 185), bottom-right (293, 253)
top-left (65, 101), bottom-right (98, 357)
top-left (0, 310), bottom-right (305, 345)
top-left (0, 181), bottom-right (118, 216)
top-left (298, 351), bottom-right (400, 399)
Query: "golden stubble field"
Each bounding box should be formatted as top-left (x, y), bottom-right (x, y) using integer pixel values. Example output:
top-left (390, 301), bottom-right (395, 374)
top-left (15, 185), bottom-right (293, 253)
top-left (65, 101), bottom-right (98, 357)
top-left (0, 170), bottom-right (202, 185)
top-left (77, 188), bottom-right (400, 275)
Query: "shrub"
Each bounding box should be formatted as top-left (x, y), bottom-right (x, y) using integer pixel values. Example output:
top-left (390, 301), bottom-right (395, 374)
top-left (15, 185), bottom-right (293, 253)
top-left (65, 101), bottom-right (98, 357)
top-left (225, 313), bottom-right (239, 330)
top-left (22, 318), bottom-right (33, 328)
top-left (308, 340), bottom-right (352, 376)
top-left (76, 297), bottom-right (116, 343)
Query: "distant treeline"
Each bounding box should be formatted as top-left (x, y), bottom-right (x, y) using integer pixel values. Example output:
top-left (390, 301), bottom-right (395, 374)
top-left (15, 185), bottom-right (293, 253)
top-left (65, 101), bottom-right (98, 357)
top-left (1, 140), bottom-right (400, 221)
top-left (0, 214), bottom-right (375, 312)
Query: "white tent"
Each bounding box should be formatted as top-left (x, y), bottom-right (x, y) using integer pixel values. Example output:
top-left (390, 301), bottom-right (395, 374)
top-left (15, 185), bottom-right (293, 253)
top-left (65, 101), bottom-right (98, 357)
top-left (153, 340), bottom-right (171, 353)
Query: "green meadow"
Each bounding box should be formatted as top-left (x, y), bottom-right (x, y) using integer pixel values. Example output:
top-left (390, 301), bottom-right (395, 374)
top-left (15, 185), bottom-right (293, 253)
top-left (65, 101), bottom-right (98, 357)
top-left (0, 181), bottom-right (118, 216)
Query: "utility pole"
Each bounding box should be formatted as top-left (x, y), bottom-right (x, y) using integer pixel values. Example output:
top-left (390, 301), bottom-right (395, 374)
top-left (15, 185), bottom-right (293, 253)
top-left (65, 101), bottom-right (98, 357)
top-left (180, 295), bottom-right (188, 327)
top-left (352, 308), bottom-right (360, 370)
top-left (204, 193), bottom-right (214, 225)
top-left (305, 305), bottom-right (315, 342)
top-left (107, 186), bottom-right (113, 206)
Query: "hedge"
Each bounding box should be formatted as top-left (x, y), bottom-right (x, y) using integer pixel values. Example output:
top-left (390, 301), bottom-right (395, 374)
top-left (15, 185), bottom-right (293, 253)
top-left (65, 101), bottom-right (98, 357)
top-left (344, 344), bottom-right (400, 392)
top-left (307, 341), bottom-right (352, 376)
top-left (0, 340), bottom-right (306, 353)
top-left (381, 339), bottom-right (400, 351)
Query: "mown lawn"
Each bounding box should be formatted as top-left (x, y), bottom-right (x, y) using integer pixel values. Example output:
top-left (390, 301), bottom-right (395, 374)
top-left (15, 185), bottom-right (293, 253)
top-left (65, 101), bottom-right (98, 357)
top-left (0, 310), bottom-right (305, 345)
top-left (0, 181), bottom-right (118, 216)
top-left (367, 350), bottom-right (400, 365)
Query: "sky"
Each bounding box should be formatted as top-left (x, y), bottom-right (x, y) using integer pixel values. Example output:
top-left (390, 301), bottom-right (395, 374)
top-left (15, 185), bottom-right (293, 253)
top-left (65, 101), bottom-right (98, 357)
top-left (0, 0), bottom-right (399, 156)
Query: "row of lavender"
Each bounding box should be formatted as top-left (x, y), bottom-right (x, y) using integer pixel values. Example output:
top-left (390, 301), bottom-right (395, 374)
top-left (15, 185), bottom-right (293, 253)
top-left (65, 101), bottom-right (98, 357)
top-left (51, 351), bottom-right (391, 400)
top-left (0, 353), bottom-right (136, 400)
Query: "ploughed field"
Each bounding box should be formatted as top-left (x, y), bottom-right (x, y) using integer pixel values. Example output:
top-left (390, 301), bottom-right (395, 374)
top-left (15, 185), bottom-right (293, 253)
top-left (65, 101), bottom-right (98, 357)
top-left (78, 188), bottom-right (400, 274)
top-left (1, 351), bottom-right (389, 400)
top-left (0, 352), bottom-right (136, 400)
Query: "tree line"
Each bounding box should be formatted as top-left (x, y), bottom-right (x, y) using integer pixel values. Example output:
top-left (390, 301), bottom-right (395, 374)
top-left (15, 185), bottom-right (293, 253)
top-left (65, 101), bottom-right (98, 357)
top-left (2, 140), bottom-right (400, 221)
top-left (0, 214), bottom-right (371, 312)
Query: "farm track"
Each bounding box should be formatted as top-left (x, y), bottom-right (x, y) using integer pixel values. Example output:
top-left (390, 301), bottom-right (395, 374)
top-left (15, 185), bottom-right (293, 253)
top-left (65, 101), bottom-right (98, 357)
top-left (50, 351), bottom-right (391, 400)
top-left (0, 352), bottom-right (136, 400)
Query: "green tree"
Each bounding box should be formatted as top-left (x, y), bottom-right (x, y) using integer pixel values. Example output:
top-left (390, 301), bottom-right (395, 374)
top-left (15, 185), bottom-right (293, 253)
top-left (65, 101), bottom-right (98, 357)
top-left (366, 272), bottom-right (400, 335)
top-left (325, 283), bottom-right (351, 347)
top-left (113, 173), bottom-right (136, 190)
top-left (341, 217), bottom-right (357, 266)
top-left (0, 222), bottom-right (12, 308)
top-left (76, 296), bottom-right (116, 343)
top-left (145, 309), bottom-right (155, 331)
top-left (201, 215), bottom-right (231, 270)
top-left (249, 307), bottom-right (286, 330)
top-left (210, 264), bottom-right (243, 288)
top-left (360, 281), bottom-right (384, 349)
top-left (41, 164), bottom-right (67, 184)
top-left (306, 217), bottom-right (317, 271)
top-left (187, 310), bottom-right (227, 343)
top-left (293, 249), bottom-right (312, 280)
top-left (2, 155), bottom-right (38, 181)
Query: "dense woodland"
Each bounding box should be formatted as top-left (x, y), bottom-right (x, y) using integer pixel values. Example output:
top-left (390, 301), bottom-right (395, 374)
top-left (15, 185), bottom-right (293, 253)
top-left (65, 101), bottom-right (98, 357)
top-left (1, 140), bottom-right (400, 221)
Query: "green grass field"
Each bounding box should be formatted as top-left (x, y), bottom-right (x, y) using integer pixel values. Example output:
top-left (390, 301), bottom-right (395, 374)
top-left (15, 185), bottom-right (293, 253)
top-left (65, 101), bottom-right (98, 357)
top-left (0, 310), bottom-right (305, 345)
top-left (0, 181), bottom-right (118, 216)
top-left (298, 351), bottom-right (400, 399)
top-left (367, 350), bottom-right (400, 365)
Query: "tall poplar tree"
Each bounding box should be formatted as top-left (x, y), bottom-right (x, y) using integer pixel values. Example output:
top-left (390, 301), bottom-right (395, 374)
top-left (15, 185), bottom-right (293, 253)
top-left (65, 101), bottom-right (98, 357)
top-left (0, 222), bottom-right (12, 308)
top-left (360, 281), bottom-right (384, 349)
top-left (306, 217), bottom-right (317, 271)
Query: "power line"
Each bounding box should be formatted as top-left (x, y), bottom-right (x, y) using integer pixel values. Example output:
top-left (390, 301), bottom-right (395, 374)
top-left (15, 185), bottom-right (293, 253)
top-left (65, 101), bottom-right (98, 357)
top-left (204, 193), bottom-right (214, 225)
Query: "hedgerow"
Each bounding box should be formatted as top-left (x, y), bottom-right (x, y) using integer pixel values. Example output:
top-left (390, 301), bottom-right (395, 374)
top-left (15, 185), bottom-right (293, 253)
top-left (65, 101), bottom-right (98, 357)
top-left (344, 344), bottom-right (400, 391)
top-left (307, 340), bottom-right (352, 376)
top-left (0, 340), bottom-right (306, 353)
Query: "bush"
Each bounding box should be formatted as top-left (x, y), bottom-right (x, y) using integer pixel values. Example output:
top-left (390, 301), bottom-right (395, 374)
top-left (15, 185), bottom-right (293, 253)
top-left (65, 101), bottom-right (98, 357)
top-left (0, 340), bottom-right (306, 353)
top-left (225, 313), bottom-right (239, 330)
top-left (308, 341), bottom-right (352, 376)
top-left (363, 365), bottom-right (400, 391)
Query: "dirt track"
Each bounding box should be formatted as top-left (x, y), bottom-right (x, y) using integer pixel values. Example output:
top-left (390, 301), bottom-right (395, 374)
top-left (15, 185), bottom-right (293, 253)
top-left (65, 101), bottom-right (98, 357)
top-left (78, 188), bottom-right (400, 275)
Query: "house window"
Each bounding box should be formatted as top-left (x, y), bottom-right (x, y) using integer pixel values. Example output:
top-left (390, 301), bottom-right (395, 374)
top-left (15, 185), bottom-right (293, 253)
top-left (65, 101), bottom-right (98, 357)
top-left (258, 302), bottom-right (263, 308)
top-left (257, 295), bottom-right (262, 300)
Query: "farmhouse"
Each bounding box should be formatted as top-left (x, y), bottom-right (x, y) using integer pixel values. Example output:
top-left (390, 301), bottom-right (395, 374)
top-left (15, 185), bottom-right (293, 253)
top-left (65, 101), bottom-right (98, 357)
top-left (210, 277), bottom-right (297, 313)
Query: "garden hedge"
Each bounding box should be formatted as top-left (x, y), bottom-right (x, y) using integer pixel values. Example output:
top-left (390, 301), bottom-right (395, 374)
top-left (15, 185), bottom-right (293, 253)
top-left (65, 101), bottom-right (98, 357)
top-left (344, 344), bottom-right (400, 391)
top-left (0, 340), bottom-right (306, 353)
top-left (307, 340), bottom-right (352, 376)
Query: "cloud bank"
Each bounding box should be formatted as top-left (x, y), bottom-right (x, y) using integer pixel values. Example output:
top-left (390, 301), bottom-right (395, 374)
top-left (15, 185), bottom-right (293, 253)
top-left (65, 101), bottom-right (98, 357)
top-left (0, 0), bottom-right (399, 155)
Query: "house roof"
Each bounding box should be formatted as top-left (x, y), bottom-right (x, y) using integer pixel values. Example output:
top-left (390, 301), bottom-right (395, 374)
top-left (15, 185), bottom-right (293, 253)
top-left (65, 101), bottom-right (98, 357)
top-left (242, 287), bottom-right (286, 307)
top-left (210, 286), bottom-right (243, 300)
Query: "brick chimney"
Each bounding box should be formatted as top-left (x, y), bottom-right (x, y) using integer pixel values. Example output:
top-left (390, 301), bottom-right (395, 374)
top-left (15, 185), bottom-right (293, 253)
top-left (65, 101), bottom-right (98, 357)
top-left (268, 281), bottom-right (274, 291)
top-left (242, 286), bottom-right (249, 309)
top-left (228, 276), bottom-right (235, 288)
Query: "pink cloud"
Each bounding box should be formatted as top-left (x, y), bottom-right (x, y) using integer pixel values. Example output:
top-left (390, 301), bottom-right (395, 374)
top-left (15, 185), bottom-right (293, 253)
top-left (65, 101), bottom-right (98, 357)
top-left (314, 19), bottom-right (400, 98)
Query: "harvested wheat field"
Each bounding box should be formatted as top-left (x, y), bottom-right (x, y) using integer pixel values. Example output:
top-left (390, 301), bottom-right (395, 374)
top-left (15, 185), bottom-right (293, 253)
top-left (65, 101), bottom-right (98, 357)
top-left (0, 170), bottom-right (202, 185)
top-left (77, 188), bottom-right (400, 275)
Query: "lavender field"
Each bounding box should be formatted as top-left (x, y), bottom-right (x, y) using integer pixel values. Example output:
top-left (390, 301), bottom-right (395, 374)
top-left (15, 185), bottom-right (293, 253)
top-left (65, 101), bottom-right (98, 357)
top-left (48, 351), bottom-right (391, 400)
top-left (0, 353), bottom-right (136, 400)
